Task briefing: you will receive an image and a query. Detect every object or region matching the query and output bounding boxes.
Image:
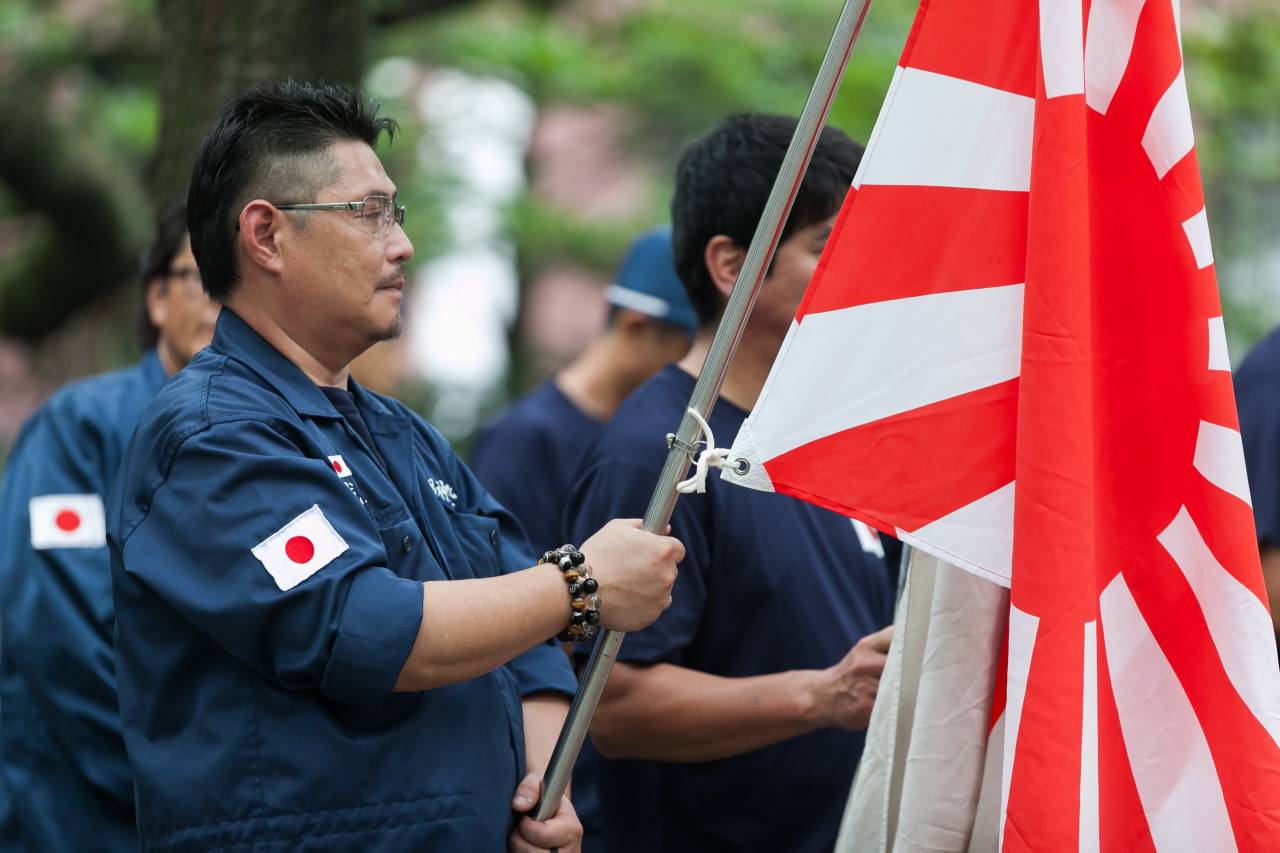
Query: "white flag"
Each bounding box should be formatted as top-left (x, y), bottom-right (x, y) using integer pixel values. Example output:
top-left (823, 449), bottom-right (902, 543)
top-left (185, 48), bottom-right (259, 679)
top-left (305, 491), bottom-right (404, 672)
top-left (251, 505), bottom-right (348, 591)
top-left (29, 494), bottom-right (106, 550)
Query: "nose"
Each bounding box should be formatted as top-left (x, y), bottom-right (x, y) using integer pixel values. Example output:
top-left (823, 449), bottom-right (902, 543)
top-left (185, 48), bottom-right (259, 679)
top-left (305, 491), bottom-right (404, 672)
top-left (387, 220), bottom-right (414, 264)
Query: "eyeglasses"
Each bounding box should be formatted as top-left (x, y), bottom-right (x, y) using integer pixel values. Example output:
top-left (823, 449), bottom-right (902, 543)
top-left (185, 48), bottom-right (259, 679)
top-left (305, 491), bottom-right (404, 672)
top-left (273, 194), bottom-right (406, 235)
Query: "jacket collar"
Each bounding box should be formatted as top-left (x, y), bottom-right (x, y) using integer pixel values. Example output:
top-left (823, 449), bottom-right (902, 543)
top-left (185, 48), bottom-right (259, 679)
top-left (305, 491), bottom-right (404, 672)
top-left (210, 309), bottom-right (342, 419)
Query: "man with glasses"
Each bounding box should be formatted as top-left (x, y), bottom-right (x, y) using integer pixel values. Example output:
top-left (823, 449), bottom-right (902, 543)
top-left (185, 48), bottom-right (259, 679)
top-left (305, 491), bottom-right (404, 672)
top-left (105, 80), bottom-right (682, 851)
top-left (0, 199), bottom-right (218, 851)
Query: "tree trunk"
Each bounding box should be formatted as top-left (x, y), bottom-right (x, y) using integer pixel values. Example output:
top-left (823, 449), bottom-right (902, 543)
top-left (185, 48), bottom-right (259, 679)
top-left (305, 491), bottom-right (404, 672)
top-left (148, 0), bottom-right (371, 201)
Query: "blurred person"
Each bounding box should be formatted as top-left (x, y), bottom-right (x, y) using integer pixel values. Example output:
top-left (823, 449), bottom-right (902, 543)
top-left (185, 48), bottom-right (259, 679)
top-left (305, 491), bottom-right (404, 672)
top-left (0, 199), bottom-right (218, 851)
top-left (470, 227), bottom-right (696, 851)
top-left (105, 80), bottom-right (683, 852)
top-left (1234, 326), bottom-right (1280, 647)
top-left (472, 226), bottom-right (696, 556)
top-left (563, 114), bottom-right (896, 853)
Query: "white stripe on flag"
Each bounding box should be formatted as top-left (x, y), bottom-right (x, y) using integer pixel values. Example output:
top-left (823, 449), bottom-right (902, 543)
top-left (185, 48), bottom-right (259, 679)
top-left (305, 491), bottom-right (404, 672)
top-left (1207, 316), bottom-right (1230, 372)
top-left (743, 285), bottom-right (1025, 464)
top-left (1084, 0), bottom-right (1147, 115)
top-left (1183, 207), bottom-right (1215, 270)
top-left (902, 482), bottom-right (1015, 587)
top-left (1157, 506), bottom-right (1280, 748)
top-left (1100, 573), bottom-right (1238, 853)
top-left (1040, 0), bottom-right (1085, 98)
top-left (855, 67), bottom-right (1034, 192)
top-left (999, 603), bottom-right (1039, 853)
top-left (852, 65), bottom-right (905, 191)
top-left (1193, 420), bottom-right (1253, 507)
top-left (1080, 620), bottom-right (1100, 853)
top-left (1142, 69), bottom-right (1195, 179)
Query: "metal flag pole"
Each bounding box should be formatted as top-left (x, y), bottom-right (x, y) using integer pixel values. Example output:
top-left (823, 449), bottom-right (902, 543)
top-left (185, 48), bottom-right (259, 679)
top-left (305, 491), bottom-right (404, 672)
top-left (534, 0), bottom-right (875, 820)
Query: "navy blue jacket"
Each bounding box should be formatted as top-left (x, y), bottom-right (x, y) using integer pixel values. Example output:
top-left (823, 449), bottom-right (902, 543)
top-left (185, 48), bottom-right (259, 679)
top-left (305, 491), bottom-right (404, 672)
top-left (1238, 327), bottom-right (1280, 547)
top-left (0, 351), bottom-right (167, 852)
top-left (107, 311), bottom-right (575, 851)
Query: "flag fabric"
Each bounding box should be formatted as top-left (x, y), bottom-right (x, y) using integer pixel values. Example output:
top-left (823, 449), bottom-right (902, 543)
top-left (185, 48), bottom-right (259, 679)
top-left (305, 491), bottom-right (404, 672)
top-left (250, 504), bottom-right (349, 591)
top-left (28, 493), bottom-right (106, 550)
top-left (722, 0), bottom-right (1280, 848)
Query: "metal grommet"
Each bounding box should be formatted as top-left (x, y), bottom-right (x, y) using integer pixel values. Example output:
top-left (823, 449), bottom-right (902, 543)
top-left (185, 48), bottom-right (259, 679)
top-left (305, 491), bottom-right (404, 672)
top-left (401, 535), bottom-right (413, 553)
top-left (732, 458), bottom-right (751, 476)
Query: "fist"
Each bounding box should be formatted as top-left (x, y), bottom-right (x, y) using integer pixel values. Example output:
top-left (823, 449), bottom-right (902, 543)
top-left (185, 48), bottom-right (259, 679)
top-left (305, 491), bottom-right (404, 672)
top-left (581, 519), bottom-right (684, 632)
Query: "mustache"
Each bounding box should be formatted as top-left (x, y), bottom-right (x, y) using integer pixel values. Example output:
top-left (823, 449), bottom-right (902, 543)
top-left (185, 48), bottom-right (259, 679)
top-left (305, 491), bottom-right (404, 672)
top-left (377, 268), bottom-right (408, 289)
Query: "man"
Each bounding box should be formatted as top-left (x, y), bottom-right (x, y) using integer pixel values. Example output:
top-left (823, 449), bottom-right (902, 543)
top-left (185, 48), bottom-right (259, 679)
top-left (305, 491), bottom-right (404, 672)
top-left (0, 200), bottom-right (218, 851)
top-left (1234, 326), bottom-right (1280, 646)
top-left (472, 226), bottom-right (696, 556)
top-left (106, 80), bottom-right (682, 852)
top-left (563, 114), bottom-right (896, 852)
top-left (471, 227), bottom-right (696, 851)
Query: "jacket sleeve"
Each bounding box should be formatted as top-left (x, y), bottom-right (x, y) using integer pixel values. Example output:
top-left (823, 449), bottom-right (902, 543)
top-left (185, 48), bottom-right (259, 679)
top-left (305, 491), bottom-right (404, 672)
top-left (0, 407), bottom-right (132, 802)
top-left (115, 418), bottom-right (424, 710)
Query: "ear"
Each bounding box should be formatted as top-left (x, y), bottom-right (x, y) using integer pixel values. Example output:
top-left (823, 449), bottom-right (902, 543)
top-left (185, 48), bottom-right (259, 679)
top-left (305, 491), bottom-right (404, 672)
top-left (144, 276), bottom-right (168, 330)
top-left (704, 235), bottom-right (745, 302)
top-left (238, 200), bottom-right (287, 277)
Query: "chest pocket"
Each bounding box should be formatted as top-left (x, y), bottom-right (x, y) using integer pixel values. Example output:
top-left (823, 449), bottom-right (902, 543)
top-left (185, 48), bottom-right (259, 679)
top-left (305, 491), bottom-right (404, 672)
top-left (442, 511), bottom-right (502, 580)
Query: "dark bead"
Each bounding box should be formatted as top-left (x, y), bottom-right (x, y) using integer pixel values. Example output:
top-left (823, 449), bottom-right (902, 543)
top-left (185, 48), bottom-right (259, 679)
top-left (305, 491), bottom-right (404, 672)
top-left (541, 551), bottom-right (557, 565)
top-left (585, 609), bottom-right (600, 625)
top-left (581, 577), bottom-right (598, 594)
top-left (570, 610), bottom-right (587, 625)
top-left (558, 555), bottom-right (575, 571)
top-left (569, 550), bottom-right (585, 566)
top-left (567, 582), bottom-right (582, 596)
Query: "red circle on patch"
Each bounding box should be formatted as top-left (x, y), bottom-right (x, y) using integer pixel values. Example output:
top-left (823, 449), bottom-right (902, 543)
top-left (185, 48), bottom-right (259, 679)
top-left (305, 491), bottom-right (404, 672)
top-left (332, 459), bottom-right (343, 474)
top-left (55, 510), bottom-right (81, 532)
top-left (284, 536), bottom-right (314, 564)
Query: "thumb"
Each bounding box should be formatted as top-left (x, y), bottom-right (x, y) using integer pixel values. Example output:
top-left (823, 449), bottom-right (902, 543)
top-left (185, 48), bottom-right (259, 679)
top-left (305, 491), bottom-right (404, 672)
top-left (512, 773), bottom-right (542, 812)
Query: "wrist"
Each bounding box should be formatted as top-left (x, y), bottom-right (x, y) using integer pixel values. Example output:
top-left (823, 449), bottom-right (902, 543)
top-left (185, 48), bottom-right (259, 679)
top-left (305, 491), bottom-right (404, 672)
top-left (794, 668), bottom-right (833, 730)
top-left (539, 544), bottom-right (602, 643)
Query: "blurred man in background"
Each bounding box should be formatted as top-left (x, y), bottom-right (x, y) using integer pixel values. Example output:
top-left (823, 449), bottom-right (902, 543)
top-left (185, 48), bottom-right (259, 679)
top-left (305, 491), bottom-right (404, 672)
top-left (471, 226), bottom-right (696, 556)
top-left (0, 199), bottom-right (218, 851)
top-left (1234, 326), bottom-right (1280, 648)
top-left (471, 226), bottom-right (696, 851)
top-left (564, 114), bottom-right (896, 852)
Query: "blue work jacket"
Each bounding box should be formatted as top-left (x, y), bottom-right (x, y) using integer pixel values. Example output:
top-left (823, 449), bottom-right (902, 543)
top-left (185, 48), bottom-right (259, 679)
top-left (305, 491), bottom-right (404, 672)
top-left (107, 310), bottom-right (575, 851)
top-left (0, 351), bottom-right (167, 852)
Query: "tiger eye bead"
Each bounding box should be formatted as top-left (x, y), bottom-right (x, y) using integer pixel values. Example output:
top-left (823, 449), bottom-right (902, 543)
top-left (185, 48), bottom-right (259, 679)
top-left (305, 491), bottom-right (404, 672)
top-left (568, 623), bottom-right (585, 637)
top-left (562, 569), bottom-right (580, 582)
top-left (571, 597), bottom-right (587, 611)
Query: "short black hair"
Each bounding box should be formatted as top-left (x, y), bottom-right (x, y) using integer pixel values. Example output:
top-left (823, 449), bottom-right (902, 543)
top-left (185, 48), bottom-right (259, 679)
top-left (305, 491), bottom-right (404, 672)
top-left (187, 79), bottom-right (398, 301)
top-left (136, 196), bottom-right (190, 348)
top-left (671, 114), bottom-right (863, 327)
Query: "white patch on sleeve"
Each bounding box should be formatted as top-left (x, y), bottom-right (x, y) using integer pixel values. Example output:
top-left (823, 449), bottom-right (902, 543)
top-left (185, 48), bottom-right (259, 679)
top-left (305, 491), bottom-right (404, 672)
top-left (251, 505), bottom-right (349, 591)
top-left (29, 494), bottom-right (106, 550)
top-left (327, 455), bottom-right (353, 478)
top-left (852, 519), bottom-right (886, 558)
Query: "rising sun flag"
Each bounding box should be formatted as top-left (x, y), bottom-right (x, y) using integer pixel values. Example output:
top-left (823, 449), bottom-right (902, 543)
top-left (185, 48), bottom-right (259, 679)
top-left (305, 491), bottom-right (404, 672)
top-left (721, 0), bottom-right (1280, 848)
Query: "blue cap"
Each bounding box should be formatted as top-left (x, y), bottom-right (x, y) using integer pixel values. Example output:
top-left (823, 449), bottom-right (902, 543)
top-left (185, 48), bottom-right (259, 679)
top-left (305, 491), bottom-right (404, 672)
top-left (604, 227), bottom-right (699, 335)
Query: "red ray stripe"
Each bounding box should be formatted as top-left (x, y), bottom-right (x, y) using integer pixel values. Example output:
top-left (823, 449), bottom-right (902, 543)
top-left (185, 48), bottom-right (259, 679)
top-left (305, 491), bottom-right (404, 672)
top-left (1126, 554), bottom-right (1280, 846)
top-left (1003, 623), bottom-right (1084, 852)
top-left (798, 185), bottom-right (1028, 317)
top-left (764, 379), bottom-right (1017, 534)
top-left (900, 0), bottom-right (1038, 98)
top-left (1096, 619), bottom-right (1158, 853)
top-left (1097, 0), bottom-right (1185, 146)
top-left (1183, 483), bottom-right (1270, 606)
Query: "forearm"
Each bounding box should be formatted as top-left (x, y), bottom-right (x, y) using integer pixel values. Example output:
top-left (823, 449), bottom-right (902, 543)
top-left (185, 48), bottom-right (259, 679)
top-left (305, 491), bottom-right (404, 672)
top-left (591, 662), bottom-right (824, 763)
top-left (394, 563), bottom-right (567, 691)
top-left (523, 693), bottom-right (571, 779)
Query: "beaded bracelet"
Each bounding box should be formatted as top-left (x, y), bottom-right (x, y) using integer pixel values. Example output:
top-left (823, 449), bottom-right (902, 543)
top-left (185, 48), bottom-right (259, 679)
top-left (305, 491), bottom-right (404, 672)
top-left (542, 544), bottom-right (601, 642)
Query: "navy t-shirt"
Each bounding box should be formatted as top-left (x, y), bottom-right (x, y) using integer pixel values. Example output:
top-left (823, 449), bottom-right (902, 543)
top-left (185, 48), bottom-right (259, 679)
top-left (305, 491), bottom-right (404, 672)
top-left (1236, 327), bottom-right (1280, 545)
top-left (472, 381), bottom-right (603, 555)
top-left (564, 364), bottom-right (897, 853)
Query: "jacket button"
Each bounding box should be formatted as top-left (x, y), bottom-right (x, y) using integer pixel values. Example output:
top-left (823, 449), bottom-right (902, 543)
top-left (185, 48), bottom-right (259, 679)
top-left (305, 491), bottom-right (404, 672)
top-left (489, 529), bottom-right (498, 546)
top-left (401, 536), bottom-right (413, 553)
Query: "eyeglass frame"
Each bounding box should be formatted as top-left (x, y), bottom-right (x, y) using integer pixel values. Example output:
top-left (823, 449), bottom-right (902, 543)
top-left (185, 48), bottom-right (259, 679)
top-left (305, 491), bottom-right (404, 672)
top-left (272, 194), bottom-right (406, 234)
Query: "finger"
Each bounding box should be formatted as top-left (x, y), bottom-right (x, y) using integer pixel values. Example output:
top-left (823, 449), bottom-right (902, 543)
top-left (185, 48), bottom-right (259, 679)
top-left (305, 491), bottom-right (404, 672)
top-left (507, 827), bottom-right (547, 853)
top-left (511, 773), bottom-right (542, 814)
top-left (854, 650), bottom-right (890, 677)
top-left (863, 625), bottom-right (894, 653)
top-left (516, 812), bottom-right (582, 849)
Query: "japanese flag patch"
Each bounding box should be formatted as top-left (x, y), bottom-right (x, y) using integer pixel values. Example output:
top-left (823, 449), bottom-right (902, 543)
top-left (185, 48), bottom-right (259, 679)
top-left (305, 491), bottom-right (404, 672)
top-left (250, 505), bottom-right (349, 591)
top-left (852, 519), bottom-right (885, 558)
top-left (30, 494), bottom-right (106, 550)
top-left (327, 455), bottom-right (352, 478)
